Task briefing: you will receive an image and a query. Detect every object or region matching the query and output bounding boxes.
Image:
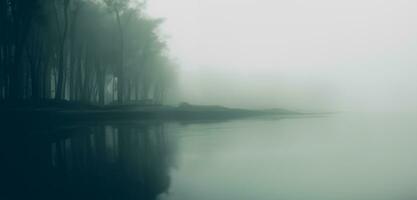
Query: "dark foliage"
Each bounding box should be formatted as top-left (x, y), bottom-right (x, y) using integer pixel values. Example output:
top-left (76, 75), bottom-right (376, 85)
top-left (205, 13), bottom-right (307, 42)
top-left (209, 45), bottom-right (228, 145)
top-left (0, 0), bottom-right (175, 105)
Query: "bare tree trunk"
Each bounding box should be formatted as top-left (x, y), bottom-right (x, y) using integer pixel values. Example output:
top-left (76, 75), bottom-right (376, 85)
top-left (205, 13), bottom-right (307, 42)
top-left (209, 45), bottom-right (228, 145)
top-left (55, 0), bottom-right (70, 100)
top-left (115, 10), bottom-right (125, 104)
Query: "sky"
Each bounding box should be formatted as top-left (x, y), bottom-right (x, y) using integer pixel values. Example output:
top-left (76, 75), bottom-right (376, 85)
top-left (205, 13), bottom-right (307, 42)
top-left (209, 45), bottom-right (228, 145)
top-left (146, 0), bottom-right (417, 111)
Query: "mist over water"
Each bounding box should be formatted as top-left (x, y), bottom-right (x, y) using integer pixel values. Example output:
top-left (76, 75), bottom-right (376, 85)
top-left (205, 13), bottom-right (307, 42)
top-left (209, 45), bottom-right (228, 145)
top-left (2, 0), bottom-right (417, 199)
top-left (3, 115), bottom-right (417, 200)
top-left (148, 0), bottom-right (417, 112)
top-left (162, 114), bottom-right (417, 200)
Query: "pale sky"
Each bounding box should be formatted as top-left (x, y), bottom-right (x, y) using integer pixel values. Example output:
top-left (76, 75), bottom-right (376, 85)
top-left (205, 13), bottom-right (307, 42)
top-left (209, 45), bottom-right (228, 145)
top-left (147, 0), bottom-right (417, 111)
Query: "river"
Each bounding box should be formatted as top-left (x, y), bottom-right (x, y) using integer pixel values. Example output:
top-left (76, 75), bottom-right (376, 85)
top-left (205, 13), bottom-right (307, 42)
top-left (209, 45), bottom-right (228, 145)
top-left (1, 113), bottom-right (417, 200)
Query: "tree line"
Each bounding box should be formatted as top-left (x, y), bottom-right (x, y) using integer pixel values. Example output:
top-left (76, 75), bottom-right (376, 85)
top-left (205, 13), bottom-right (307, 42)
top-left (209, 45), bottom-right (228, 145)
top-left (0, 0), bottom-right (176, 105)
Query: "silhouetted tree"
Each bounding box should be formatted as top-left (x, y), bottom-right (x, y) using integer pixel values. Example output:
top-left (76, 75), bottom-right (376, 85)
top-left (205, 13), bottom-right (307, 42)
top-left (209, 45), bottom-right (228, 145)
top-left (0, 0), bottom-right (176, 105)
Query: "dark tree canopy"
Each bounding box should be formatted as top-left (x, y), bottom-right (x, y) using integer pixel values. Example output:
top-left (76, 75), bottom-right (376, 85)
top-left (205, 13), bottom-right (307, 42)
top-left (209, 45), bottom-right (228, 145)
top-left (0, 0), bottom-right (176, 105)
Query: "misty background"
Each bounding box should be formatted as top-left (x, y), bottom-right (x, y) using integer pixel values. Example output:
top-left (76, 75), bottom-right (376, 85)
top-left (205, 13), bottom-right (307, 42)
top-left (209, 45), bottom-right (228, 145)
top-left (147, 0), bottom-right (417, 112)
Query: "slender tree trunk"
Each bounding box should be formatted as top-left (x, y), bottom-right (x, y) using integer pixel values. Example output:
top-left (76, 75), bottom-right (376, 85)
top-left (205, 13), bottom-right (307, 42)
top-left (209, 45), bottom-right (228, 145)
top-left (115, 10), bottom-right (124, 104)
top-left (55, 0), bottom-right (70, 100)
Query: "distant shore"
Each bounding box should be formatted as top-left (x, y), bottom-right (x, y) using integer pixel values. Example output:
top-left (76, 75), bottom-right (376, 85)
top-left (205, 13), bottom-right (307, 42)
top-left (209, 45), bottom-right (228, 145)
top-left (0, 100), bottom-right (303, 125)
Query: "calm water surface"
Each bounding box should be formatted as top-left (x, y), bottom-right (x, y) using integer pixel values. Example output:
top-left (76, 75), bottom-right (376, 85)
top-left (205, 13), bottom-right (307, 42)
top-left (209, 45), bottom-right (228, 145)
top-left (1, 114), bottom-right (417, 200)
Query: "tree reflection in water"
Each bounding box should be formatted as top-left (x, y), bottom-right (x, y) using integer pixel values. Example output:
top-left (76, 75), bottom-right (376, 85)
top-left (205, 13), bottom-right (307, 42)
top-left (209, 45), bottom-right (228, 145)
top-left (0, 123), bottom-right (176, 200)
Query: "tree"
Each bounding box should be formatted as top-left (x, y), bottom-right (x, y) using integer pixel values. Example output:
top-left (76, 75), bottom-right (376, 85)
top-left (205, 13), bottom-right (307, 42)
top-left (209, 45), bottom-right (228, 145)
top-left (0, 0), bottom-right (176, 105)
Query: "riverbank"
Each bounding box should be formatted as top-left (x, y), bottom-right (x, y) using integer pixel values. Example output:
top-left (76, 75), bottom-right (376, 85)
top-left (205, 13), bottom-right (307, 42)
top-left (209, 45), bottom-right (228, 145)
top-left (0, 100), bottom-right (302, 125)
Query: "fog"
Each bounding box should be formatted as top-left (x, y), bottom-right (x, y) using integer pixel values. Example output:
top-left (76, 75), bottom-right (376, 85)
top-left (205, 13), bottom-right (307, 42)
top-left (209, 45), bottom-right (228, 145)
top-left (148, 0), bottom-right (417, 111)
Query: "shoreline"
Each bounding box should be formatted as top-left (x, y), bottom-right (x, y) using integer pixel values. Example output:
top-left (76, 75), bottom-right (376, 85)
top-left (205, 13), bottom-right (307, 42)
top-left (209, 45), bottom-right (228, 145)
top-left (1, 102), bottom-right (303, 124)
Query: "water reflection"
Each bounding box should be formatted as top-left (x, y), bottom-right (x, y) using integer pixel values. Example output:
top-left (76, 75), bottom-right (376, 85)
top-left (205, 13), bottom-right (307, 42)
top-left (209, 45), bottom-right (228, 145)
top-left (0, 123), bottom-right (175, 200)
